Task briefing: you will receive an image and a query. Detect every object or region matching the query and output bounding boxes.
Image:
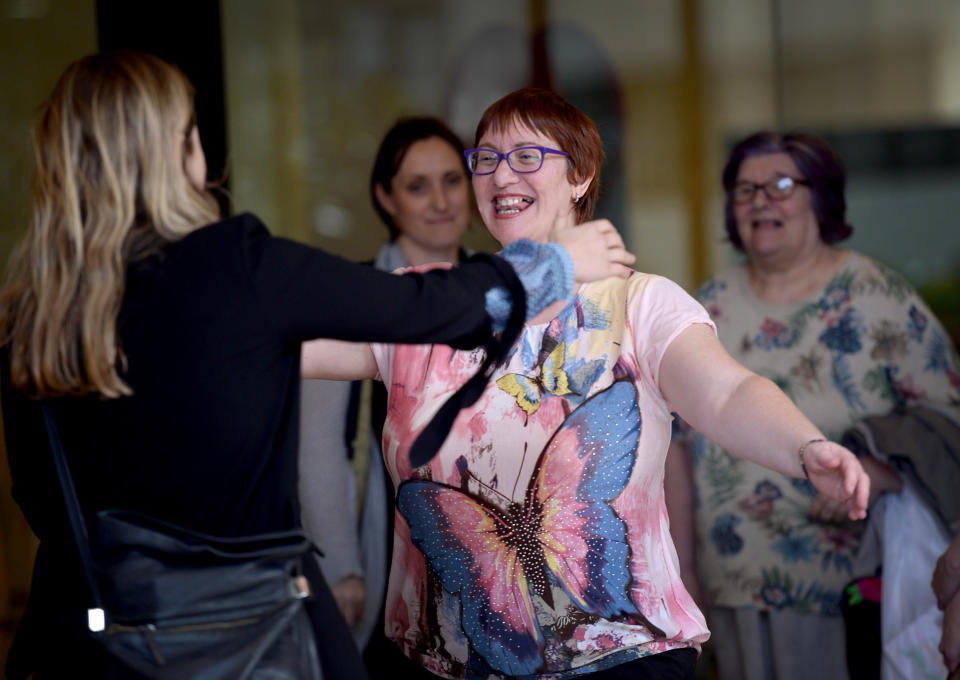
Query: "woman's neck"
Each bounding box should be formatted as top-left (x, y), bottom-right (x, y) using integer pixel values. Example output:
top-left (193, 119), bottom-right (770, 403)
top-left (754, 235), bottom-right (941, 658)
top-left (396, 236), bottom-right (460, 266)
top-left (746, 244), bottom-right (849, 305)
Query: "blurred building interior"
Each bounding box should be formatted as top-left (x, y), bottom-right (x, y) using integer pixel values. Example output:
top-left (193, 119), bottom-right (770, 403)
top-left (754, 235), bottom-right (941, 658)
top-left (3, 0), bottom-right (960, 671)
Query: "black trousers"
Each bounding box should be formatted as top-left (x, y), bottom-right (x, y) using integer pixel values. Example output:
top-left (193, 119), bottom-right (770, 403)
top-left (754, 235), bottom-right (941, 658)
top-left (364, 641), bottom-right (697, 680)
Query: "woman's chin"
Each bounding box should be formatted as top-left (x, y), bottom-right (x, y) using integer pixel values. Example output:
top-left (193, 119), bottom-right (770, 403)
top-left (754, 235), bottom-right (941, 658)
top-left (486, 216), bottom-right (550, 246)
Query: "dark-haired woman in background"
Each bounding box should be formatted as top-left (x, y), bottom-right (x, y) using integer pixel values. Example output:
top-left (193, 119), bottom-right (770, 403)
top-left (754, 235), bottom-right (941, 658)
top-left (667, 131), bottom-right (960, 680)
top-left (369, 116), bottom-right (474, 267)
top-left (299, 116), bottom-right (476, 671)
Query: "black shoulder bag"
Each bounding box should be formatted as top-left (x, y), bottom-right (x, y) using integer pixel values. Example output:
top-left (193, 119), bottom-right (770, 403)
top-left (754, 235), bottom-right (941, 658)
top-left (41, 403), bottom-right (322, 680)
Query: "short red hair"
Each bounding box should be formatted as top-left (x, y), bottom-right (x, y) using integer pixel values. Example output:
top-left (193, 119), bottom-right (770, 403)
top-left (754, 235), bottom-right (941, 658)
top-left (474, 88), bottom-right (604, 223)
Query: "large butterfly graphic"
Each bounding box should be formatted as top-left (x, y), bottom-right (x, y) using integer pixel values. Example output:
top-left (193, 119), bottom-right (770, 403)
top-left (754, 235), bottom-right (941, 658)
top-left (396, 381), bottom-right (657, 676)
top-left (496, 319), bottom-right (575, 417)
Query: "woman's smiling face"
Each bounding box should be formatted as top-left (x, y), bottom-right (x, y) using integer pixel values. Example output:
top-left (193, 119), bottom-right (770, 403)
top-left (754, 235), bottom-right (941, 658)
top-left (377, 136), bottom-right (470, 255)
top-left (472, 119), bottom-right (588, 247)
top-left (733, 152), bottom-right (820, 262)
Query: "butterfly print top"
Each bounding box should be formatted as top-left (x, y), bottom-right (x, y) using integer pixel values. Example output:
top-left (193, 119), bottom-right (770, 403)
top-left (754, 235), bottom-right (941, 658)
top-left (371, 272), bottom-right (714, 679)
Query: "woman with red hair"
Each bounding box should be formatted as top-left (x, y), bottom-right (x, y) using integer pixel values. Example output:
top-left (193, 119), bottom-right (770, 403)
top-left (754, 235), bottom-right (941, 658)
top-left (303, 89), bottom-right (869, 680)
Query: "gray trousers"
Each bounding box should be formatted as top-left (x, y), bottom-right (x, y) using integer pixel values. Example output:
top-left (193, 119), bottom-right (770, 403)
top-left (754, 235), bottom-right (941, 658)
top-left (710, 606), bottom-right (850, 680)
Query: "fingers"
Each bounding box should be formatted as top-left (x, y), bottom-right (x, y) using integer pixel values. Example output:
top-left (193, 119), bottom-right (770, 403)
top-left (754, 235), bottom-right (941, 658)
top-left (608, 244), bottom-right (636, 271)
top-left (608, 250), bottom-right (636, 279)
top-left (560, 217), bottom-right (636, 284)
top-left (808, 443), bottom-right (869, 520)
top-left (597, 222), bottom-right (635, 277)
top-left (942, 592), bottom-right (960, 673)
top-left (840, 454), bottom-right (869, 520)
top-left (808, 494), bottom-right (850, 523)
top-left (934, 533), bottom-right (960, 609)
top-left (843, 457), bottom-right (857, 496)
top-left (607, 245), bottom-right (634, 263)
top-left (851, 466), bottom-right (869, 519)
top-left (398, 261), bottom-right (455, 274)
top-left (605, 230), bottom-right (633, 254)
top-left (808, 494), bottom-right (831, 522)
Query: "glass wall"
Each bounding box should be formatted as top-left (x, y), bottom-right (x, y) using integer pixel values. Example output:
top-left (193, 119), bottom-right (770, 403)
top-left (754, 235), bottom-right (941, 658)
top-left (220, 0), bottom-right (960, 325)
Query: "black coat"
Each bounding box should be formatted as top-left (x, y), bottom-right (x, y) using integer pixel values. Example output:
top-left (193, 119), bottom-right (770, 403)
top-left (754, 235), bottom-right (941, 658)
top-left (2, 213), bottom-right (520, 679)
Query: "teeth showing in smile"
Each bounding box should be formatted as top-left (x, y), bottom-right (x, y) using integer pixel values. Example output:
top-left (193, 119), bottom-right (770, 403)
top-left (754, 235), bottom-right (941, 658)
top-left (494, 197), bottom-right (533, 215)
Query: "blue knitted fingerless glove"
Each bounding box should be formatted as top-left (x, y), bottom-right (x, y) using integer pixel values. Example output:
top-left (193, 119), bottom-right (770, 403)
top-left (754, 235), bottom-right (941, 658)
top-left (484, 240), bottom-right (575, 332)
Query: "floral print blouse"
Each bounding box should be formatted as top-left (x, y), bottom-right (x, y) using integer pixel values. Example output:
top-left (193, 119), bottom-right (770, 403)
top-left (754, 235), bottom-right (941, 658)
top-left (371, 273), bottom-right (712, 679)
top-left (687, 251), bottom-right (960, 615)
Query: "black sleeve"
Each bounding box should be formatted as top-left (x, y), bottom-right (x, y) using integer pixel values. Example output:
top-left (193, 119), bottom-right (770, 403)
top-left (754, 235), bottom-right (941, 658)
top-left (239, 214), bottom-right (517, 348)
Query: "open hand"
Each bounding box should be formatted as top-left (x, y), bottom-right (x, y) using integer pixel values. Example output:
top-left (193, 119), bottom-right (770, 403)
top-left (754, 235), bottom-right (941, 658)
top-left (802, 440), bottom-right (869, 521)
top-left (934, 531), bottom-right (960, 610)
top-left (940, 589), bottom-right (960, 676)
top-left (809, 454), bottom-right (901, 522)
top-left (549, 210), bottom-right (635, 283)
top-left (936, 533), bottom-right (960, 677)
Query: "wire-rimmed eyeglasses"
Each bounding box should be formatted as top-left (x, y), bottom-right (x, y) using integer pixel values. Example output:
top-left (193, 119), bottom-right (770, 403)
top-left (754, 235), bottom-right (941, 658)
top-left (731, 175), bottom-right (809, 204)
top-left (464, 146), bottom-right (570, 175)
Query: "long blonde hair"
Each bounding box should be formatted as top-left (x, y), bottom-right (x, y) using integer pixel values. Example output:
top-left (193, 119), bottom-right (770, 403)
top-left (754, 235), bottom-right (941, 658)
top-left (0, 51), bottom-right (221, 398)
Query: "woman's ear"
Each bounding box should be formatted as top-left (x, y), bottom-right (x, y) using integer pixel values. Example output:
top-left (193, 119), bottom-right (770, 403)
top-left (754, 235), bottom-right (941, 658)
top-left (373, 182), bottom-right (396, 217)
top-left (573, 173), bottom-right (594, 203)
top-left (183, 125), bottom-right (207, 191)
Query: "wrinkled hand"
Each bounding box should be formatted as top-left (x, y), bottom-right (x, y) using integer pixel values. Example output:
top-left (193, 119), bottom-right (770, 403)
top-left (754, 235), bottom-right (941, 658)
top-left (934, 532), bottom-right (960, 674)
top-left (549, 210), bottom-right (635, 283)
top-left (934, 532), bottom-right (960, 610)
top-left (942, 592), bottom-right (960, 676)
top-left (802, 440), bottom-right (869, 521)
top-left (331, 575), bottom-right (366, 626)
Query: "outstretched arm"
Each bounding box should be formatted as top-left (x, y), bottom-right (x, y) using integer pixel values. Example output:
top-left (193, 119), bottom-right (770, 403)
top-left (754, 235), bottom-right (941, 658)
top-left (301, 339), bottom-right (378, 380)
top-left (660, 323), bottom-right (868, 520)
top-left (300, 222), bottom-right (635, 382)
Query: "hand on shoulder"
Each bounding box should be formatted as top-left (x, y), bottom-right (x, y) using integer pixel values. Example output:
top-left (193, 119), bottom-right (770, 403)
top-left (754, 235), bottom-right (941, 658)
top-left (549, 210), bottom-right (635, 283)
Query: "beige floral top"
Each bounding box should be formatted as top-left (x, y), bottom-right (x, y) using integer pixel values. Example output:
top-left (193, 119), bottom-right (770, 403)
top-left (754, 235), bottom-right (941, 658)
top-left (686, 251), bottom-right (960, 614)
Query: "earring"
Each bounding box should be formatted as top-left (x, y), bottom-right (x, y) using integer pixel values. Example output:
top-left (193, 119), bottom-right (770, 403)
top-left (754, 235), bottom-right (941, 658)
top-left (573, 193), bottom-right (581, 204)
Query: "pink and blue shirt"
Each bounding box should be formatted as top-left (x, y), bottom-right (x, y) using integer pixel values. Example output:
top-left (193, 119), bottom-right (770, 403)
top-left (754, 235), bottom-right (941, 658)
top-left (372, 272), bottom-right (713, 679)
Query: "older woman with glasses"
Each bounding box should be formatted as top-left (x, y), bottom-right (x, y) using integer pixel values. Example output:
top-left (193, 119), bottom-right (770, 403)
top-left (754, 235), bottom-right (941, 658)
top-left (666, 131), bottom-right (960, 680)
top-left (302, 96), bottom-right (870, 680)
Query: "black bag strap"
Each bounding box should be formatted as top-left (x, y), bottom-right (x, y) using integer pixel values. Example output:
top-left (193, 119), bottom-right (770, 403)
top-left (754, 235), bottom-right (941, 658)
top-left (40, 402), bottom-right (106, 620)
top-left (407, 253), bottom-right (527, 468)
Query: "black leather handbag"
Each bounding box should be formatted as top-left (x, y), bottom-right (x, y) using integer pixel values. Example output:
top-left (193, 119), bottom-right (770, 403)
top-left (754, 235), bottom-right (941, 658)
top-left (41, 403), bottom-right (323, 680)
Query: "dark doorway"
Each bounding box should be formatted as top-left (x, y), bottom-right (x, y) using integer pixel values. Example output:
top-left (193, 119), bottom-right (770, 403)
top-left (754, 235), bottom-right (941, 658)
top-left (97, 0), bottom-right (230, 215)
